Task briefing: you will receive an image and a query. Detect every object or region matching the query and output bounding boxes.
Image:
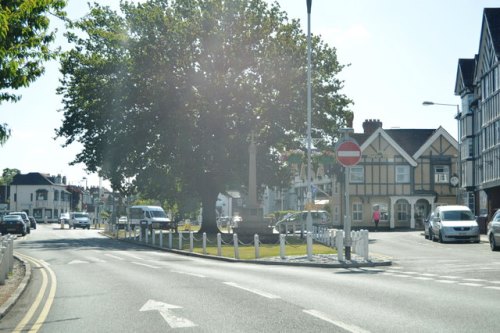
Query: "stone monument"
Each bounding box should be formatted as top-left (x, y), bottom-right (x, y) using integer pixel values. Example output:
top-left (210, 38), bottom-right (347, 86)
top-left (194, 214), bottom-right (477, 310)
top-left (234, 134), bottom-right (274, 237)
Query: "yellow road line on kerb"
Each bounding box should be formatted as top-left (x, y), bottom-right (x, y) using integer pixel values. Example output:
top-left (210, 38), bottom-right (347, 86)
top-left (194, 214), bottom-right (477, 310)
top-left (13, 254), bottom-right (57, 333)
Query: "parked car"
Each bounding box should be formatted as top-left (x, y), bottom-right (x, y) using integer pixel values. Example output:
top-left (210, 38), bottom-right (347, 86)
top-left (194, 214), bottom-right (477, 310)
top-left (69, 212), bottom-right (91, 229)
top-left (0, 214), bottom-right (27, 236)
top-left (430, 205), bottom-right (480, 243)
top-left (275, 210), bottom-right (332, 233)
top-left (487, 209), bottom-right (500, 251)
top-left (9, 211), bottom-right (30, 234)
top-left (28, 216), bottom-right (37, 229)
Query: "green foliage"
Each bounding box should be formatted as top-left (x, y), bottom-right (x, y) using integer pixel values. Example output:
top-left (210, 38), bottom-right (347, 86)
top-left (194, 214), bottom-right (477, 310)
top-left (56, 0), bottom-right (352, 234)
top-left (0, 0), bottom-right (67, 144)
top-left (0, 168), bottom-right (20, 185)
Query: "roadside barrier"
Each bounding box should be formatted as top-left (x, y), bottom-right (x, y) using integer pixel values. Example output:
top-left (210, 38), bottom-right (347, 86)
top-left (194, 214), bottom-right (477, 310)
top-left (0, 235), bottom-right (15, 285)
top-left (118, 226), bottom-right (369, 262)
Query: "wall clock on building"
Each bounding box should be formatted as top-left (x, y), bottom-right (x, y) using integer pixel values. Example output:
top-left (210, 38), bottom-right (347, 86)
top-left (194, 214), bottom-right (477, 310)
top-left (450, 176), bottom-right (459, 187)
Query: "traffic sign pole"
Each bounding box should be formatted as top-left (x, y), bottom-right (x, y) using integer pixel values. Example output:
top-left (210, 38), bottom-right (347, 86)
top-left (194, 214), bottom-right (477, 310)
top-left (336, 130), bottom-right (361, 261)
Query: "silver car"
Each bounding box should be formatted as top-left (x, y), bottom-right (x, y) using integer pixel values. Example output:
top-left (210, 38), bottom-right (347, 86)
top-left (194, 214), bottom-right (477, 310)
top-left (430, 205), bottom-right (480, 243)
top-left (487, 210), bottom-right (500, 251)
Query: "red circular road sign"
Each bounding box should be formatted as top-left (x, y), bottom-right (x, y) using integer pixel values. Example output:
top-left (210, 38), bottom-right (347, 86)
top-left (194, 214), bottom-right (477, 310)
top-left (336, 140), bottom-right (362, 167)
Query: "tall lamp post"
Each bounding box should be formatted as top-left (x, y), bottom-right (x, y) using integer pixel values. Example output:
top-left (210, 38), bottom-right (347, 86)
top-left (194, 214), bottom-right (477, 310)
top-left (305, 0), bottom-right (313, 260)
top-left (422, 101), bottom-right (461, 204)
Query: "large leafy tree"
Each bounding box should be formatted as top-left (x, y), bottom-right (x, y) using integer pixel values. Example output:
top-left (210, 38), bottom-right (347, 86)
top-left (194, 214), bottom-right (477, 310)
top-left (0, 0), bottom-right (66, 144)
top-left (57, 0), bottom-right (352, 233)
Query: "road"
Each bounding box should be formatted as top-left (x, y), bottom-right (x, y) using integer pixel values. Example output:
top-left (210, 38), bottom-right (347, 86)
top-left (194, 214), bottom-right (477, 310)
top-left (1, 225), bottom-right (499, 332)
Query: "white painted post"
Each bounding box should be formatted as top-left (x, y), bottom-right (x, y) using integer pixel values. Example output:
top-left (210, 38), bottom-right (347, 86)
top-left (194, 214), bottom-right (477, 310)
top-left (307, 232), bottom-right (313, 261)
top-left (168, 232), bottom-right (173, 249)
top-left (145, 229), bottom-right (149, 244)
top-left (159, 230), bottom-right (163, 248)
top-left (336, 230), bottom-right (344, 261)
top-left (203, 232), bottom-right (207, 255)
top-left (8, 238), bottom-right (13, 271)
top-left (233, 233), bottom-right (239, 259)
top-left (139, 229), bottom-right (143, 242)
top-left (217, 233), bottom-right (222, 256)
top-left (189, 232), bottom-right (194, 252)
top-left (254, 234), bottom-right (259, 259)
top-left (179, 232), bottom-right (183, 250)
top-left (279, 234), bottom-right (286, 259)
top-left (362, 229), bottom-right (369, 260)
top-left (152, 230), bottom-right (156, 246)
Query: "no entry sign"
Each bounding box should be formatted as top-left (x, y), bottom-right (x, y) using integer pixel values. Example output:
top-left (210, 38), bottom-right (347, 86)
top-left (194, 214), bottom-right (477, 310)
top-left (336, 140), bottom-right (361, 167)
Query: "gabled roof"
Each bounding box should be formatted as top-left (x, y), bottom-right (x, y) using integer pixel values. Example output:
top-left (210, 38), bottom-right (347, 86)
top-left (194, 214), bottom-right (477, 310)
top-left (11, 173), bottom-right (55, 186)
top-left (385, 129), bottom-right (436, 156)
top-left (454, 58), bottom-right (476, 95)
top-left (359, 128), bottom-right (419, 167)
top-left (413, 126), bottom-right (458, 159)
top-left (484, 8), bottom-right (500, 58)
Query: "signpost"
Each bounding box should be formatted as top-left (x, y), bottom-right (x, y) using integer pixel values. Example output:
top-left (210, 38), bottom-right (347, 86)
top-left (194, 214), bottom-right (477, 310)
top-left (336, 134), bottom-right (361, 260)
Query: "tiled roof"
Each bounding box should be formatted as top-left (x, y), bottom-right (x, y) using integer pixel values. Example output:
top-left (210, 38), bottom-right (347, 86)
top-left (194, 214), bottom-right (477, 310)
top-left (484, 8), bottom-right (500, 57)
top-left (352, 128), bottom-right (436, 156)
top-left (458, 58), bottom-right (476, 90)
top-left (11, 173), bottom-right (54, 186)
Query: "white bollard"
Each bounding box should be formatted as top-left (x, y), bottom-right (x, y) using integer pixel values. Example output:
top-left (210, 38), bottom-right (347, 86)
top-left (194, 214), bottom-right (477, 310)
top-left (152, 230), bottom-right (156, 246)
top-left (179, 232), bottom-right (183, 250)
top-left (279, 234), bottom-right (286, 259)
top-left (254, 234), bottom-right (259, 259)
top-left (168, 232), bottom-right (173, 249)
top-left (233, 233), bottom-right (239, 259)
top-left (336, 230), bottom-right (344, 261)
top-left (362, 229), bottom-right (369, 260)
top-left (307, 232), bottom-right (313, 261)
top-left (159, 230), bottom-right (163, 248)
top-left (203, 232), bottom-right (207, 255)
top-left (139, 229), bottom-right (143, 242)
top-left (217, 233), bottom-right (222, 256)
top-left (189, 232), bottom-right (194, 252)
top-left (145, 229), bottom-right (149, 244)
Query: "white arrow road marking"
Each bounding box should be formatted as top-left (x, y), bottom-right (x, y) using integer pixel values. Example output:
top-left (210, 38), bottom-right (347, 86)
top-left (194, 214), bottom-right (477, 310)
top-left (303, 310), bottom-right (370, 333)
top-left (140, 300), bottom-right (197, 328)
top-left (223, 282), bottom-right (280, 299)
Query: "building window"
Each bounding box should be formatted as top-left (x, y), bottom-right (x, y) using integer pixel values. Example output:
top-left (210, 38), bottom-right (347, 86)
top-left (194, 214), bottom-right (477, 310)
top-left (349, 166), bottom-right (364, 183)
top-left (395, 165), bottom-right (410, 183)
top-left (352, 202), bottom-right (363, 221)
top-left (54, 190), bottom-right (59, 201)
top-left (434, 165), bottom-right (449, 183)
top-left (36, 189), bottom-right (48, 200)
top-left (396, 200), bottom-right (410, 221)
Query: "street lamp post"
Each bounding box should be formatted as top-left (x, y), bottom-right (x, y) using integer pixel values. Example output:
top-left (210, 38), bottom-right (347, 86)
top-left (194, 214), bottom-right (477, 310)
top-left (305, 0), bottom-right (313, 260)
top-left (422, 101), bottom-right (461, 204)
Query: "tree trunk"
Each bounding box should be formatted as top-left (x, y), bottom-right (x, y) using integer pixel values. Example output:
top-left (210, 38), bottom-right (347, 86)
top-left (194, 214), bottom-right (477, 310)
top-left (197, 173), bottom-right (222, 235)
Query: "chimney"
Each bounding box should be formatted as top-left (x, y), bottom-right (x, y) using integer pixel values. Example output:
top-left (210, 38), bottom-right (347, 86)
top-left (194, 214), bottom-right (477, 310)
top-left (362, 119), bottom-right (382, 134)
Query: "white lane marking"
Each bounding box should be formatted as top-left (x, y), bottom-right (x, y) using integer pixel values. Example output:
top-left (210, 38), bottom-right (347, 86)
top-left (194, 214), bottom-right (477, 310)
top-left (392, 274), bottom-right (411, 278)
top-left (463, 278), bottom-right (486, 282)
top-left (140, 300), bottom-right (197, 328)
top-left (171, 270), bottom-right (206, 278)
top-left (105, 254), bottom-right (125, 260)
top-left (435, 280), bottom-right (458, 284)
top-left (120, 253), bottom-right (144, 260)
top-left (440, 276), bottom-right (460, 279)
top-left (458, 282), bottom-right (483, 287)
top-left (303, 310), bottom-right (370, 333)
top-left (223, 282), bottom-right (280, 299)
top-left (68, 260), bottom-right (89, 264)
top-left (413, 276), bottom-right (433, 281)
top-left (491, 281), bottom-right (500, 284)
top-left (131, 262), bottom-right (160, 269)
top-left (421, 273), bottom-right (438, 277)
top-left (484, 286), bottom-right (500, 291)
top-left (89, 258), bottom-right (106, 263)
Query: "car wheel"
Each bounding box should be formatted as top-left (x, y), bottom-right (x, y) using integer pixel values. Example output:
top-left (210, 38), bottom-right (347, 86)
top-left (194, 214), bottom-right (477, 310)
top-left (490, 234), bottom-right (499, 251)
top-left (429, 229), bottom-right (435, 242)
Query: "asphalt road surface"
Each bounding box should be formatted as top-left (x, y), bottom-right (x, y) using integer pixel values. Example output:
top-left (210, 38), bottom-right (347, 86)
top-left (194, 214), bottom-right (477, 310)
top-left (1, 225), bottom-right (499, 332)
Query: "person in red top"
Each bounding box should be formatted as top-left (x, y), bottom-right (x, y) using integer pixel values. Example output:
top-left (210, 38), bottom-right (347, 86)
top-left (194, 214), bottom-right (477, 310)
top-left (373, 210), bottom-right (380, 231)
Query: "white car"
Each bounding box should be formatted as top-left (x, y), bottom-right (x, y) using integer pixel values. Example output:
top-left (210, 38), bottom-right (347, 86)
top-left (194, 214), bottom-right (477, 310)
top-left (69, 212), bottom-right (91, 229)
top-left (487, 210), bottom-right (500, 251)
top-left (430, 205), bottom-right (480, 243)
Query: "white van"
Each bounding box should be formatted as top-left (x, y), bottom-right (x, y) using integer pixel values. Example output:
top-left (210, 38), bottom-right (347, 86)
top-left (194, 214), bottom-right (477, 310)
top-left (128, 206), bottom-right (177, 231)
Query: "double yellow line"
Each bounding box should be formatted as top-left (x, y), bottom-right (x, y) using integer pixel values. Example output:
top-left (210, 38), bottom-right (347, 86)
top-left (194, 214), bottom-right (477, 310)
top-left (13, 253), bottom-right (57, 333)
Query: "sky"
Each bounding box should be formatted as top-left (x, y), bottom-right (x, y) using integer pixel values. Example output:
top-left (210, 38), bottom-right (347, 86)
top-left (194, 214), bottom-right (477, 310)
top-left (1, 0), bottom-right (498, 188)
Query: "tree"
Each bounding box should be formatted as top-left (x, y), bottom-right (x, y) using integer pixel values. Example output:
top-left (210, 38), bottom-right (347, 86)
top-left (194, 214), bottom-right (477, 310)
top-left (0, 0), bottom-right (66, 144)
top-left (0, 168), bottom-right (20, 186)
top-left (56, 0), bottom-right (353, 234)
